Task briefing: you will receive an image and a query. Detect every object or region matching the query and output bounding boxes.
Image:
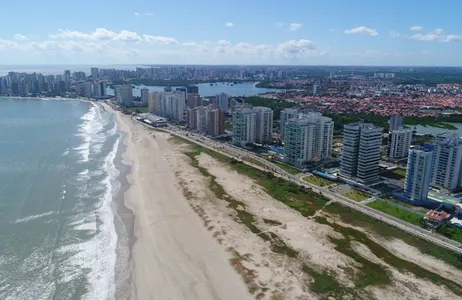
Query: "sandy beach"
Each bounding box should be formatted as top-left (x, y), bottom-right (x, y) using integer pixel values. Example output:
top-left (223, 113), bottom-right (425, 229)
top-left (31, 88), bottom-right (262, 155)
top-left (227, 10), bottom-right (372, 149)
top-left (111, 107), bottom-right (252, 300)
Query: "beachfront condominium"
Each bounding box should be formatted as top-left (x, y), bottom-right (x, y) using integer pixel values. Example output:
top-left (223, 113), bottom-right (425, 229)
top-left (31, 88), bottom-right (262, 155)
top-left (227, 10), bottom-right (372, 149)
top-left (280, 108), bottom-right (299, 140)
top-left (232, 108), bottom-right (256, 146)
top-left (388, 128), bottom-right (412, 160)
top-left (148, 91), bottom-right (158, 114)
top-left (254, 106), bottom-right (274, 144)
top-left (340, 123), bottom-right (383, 184)
top-left (186, 105), bottom-right (224, 137)
top-left (404, 146), bottom-right (433, 202)
top-left (215, 93), bottom-right (229, 112)
top-left (431, 133), bottom-right (462, 191)
top-left (283, 112), bottom-right (334, 168)
top-left (187, 93), bottom-right (202, 108)
top-left (115, 84), bottom-right (133, 107)
top-left (141, 88), bottom-right (149, 106)
top-left (94, 82), bottom-right (106, 98)
top-left (147, 91), bottom-right (185, 122)
top-left (389, 115), bottom-right (404, 132)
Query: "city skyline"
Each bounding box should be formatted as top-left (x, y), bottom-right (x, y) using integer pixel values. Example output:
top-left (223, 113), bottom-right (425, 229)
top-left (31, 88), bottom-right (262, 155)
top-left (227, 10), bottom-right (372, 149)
top-left (1, 0), bottom-right (462, 66)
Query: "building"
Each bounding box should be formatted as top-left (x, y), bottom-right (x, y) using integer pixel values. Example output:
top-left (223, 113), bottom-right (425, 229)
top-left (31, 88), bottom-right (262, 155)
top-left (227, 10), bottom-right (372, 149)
top-left (283, 112), bottom-right (334, 168)
top-left (232, 108), bottom-right (256, 146)
top-left (424, 209), bottom-right (450, 229)
top-left (186, 106), bottom-right (224, 137)
top-left (404, 146), bottom-right (433, 202)
top-left (254, 106), bottom-right (274, 144)
top-left (431, 133), bottom-right (462, 191)
top-left (340, 123), bottom-right (383, 184)
top-left (388, 128), bottom-right (412, 160)
top-left (389, 115), bottom-right (404, 132)
top-left (156, 91), bottom-right (186, 122)
top-left (187, 93), bottom-right (202, 108)
top-left (148, 91), bottom-right (159, 114)
top-left (280, 108), bottom-right (299, 140)
top-left (94, 82), bottom-right (107, 98)
top-left (215, 93), bottom-right (229, 112)
top-left (206, 109), bottom-right (225, 136)
top-left (141, 88), bottom-right (149, 106)
top-left (91, 67), bottom-right (99, 79)
top-left (115, 84), bottom-right (133, 107)
top-left (83, 81), bottom-right (93, 98)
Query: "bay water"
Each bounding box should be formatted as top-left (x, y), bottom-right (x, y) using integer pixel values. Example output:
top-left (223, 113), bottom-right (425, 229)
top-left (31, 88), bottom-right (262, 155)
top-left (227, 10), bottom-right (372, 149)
top-left (0, 98), bottom-right (124, 299)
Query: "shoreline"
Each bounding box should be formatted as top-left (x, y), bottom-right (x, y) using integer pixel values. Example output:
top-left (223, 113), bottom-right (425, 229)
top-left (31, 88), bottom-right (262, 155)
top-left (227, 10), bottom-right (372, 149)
top-left (100, 103), bottom-right (136, 300)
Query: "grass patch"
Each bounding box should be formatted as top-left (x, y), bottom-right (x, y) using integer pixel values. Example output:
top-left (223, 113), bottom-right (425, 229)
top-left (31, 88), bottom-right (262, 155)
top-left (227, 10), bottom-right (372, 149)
top-left (324, 203), bottom-right (462, 271)
top-left (263, 218), bottom-right (282, 226)
top-left (367, 200), bottom-right (423, 226)
top-left (127, 106), bottom-right (149, 113)
top-left (343, 190), bottom-right (370, 202)
top-left (242, 156), bottom-right (268, 169)
top-left (323, 216), bottom-right (462, 295)
top-left (392, 168), bottom-right (406, 178)
top-left (302, 175), bottom-right (334, 187)
top-left (270, 160), bottom-right (301, 175)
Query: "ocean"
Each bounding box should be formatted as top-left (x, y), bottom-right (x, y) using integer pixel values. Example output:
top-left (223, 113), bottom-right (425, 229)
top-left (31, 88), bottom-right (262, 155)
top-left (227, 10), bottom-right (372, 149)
top-left (0, 97), bottom-right (127, 299)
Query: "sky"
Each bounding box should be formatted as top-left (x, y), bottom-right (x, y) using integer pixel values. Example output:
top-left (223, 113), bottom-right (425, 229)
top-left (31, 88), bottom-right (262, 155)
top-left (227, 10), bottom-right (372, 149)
top-left (0, 0), bottom-right (461, 66)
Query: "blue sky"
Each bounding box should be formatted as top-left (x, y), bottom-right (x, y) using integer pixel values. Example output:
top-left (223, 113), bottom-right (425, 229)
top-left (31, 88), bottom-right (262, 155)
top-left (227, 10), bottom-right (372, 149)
top-left (0, 0), bottom-right (461, 65)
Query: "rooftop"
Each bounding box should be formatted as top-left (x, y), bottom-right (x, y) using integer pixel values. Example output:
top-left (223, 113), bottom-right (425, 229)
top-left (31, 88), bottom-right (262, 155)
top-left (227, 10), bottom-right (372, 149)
top-left (426, 209), bottom-right (450, 222)
top-left (428, 191), bottom-right (461, 205)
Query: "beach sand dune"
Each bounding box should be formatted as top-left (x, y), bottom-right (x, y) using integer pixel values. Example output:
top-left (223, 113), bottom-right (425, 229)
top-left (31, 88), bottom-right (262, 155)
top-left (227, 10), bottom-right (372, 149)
top-left (115, 112), bottom-right (252, 300)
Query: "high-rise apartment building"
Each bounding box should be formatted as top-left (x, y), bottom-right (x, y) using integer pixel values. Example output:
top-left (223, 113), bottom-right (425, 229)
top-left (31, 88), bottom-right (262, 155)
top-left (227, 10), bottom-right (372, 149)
top-left (404, 146), bottom-right (433, 202)
top-left (389, 115), bottom-right (404, 132)
top-left (186, 106), bottom-right (224, 137)
top-left (141, 88), bottom-right (149, 106)
top-left (91, 67), bottom-right (99, 79)
top-left (187, 93), bottom-right (202, 108)
top-left (254, 106), bottom-right (274, 144)
top-left (148, 91), bottom-right (159, 114)
top-left (232, 108), bottom-right (256, 146)
top-left (388, 128), bottom-right (412, 159)
top-left (283, 113), bottom-right (334, 168)
top-left (155, 91), bottom-right (185, 122)
top-left (280, 108), bottom-right (299, 140)
top-left (215, 93), bottom-right (229, 112)
top-left (340, 123), bottom-right (383, 184)
top-left (431, 133), bottom-right (462, 191)
top-left (115, 84), bottom-right (133, 107)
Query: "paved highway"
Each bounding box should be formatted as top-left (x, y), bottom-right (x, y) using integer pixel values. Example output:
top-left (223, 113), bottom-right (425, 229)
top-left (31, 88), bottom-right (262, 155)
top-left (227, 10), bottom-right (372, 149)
top-left (138, 121), bottom-right (462, 254)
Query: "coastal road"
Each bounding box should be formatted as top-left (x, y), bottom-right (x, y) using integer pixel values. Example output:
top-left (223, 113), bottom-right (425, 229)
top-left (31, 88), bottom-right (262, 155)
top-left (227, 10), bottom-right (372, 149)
top-left (136, 121), bottom-right (462, 254)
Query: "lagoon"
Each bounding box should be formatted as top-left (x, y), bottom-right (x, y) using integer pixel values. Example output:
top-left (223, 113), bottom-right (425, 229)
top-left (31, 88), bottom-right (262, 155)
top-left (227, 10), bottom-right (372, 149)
top-left (107, 82), bottom-right (284, 97)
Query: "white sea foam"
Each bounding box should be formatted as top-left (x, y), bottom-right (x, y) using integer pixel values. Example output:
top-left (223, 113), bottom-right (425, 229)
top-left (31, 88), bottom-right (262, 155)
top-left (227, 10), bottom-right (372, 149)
top-left (63, 148), bottom-right (69, 156)
top-left (14, 211), bottom-right (54, 224)
top-left (58, 123), bottom-right (120, 300)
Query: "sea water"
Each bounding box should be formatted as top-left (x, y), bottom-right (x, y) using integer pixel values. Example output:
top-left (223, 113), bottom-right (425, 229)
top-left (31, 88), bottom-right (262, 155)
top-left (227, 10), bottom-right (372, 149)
top-left (0, 98), bottom-right (123, 299)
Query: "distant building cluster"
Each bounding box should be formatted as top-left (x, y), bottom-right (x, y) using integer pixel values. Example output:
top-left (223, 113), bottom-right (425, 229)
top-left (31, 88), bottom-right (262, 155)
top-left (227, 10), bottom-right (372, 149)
top-left (0, 69), bottom-right (107, 98)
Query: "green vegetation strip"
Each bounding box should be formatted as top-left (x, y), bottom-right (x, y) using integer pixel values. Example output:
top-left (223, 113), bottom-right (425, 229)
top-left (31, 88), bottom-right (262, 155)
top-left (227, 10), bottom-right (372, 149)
top-left (302, 175), bottom-right (334, 187)
top-left (391, 169), bottom-right (406, 177)
top-left (325, 204), bottom-right (462, 286)
top-left (270, 160), bottom-right (301, 175)
top-left (343, 190), bottom-right (370, 202)
top-left (367, 200), bottom-right (423, 226)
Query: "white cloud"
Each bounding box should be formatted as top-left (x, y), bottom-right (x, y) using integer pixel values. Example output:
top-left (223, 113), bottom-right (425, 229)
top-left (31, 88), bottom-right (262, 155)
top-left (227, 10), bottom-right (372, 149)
top-left (145, 12), bottom-right (154, 16)
top-left (13, 34), bottom-right (27, 40)
top-left (217, 40), bottom-right (231, 46)
top-left (0, 39), bottom-right (18, 50)
top-left (344, 26), bottom-right (378, 36)
top-left (225, 22), bottom-right (234, 27)
top-left (409, 28), bottom-right (462, 42)
top-left (410, 26), bottom-right (423, 31)
top-left (289, 23), bottom-right (302, 31)
top-left (143, 35), bottom-right (178, 44)
top-left (274, 22), bottom-right (285, 28)
top-left (49, 28), bottom-right (143, 41)
top-left (276, 39), bottom-right (315, 57)
top-left (134, 12), bottom-right (140, 16)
